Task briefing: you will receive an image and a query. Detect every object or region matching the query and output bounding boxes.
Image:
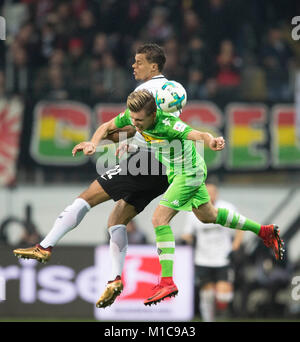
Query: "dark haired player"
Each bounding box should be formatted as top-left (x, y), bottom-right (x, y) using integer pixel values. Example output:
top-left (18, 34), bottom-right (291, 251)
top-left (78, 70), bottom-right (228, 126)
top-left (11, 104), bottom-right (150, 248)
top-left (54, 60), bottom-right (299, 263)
top-left (13, 43), bottom-right (182, 308)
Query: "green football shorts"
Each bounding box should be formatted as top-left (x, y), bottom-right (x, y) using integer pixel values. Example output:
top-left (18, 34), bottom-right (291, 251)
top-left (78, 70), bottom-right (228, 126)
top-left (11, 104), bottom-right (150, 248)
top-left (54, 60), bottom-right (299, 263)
top-left (159, 173), bottom-right (210, 211)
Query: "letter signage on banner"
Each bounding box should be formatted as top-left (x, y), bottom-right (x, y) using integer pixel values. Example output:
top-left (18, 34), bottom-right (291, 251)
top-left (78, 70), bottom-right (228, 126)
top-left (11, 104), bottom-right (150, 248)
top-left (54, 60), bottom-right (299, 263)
top-left (180, 102), bottom-right (224, 170)
top-left (226, 104), bottom-right (268, 169)
top-left (30, 101), bottom-right (91, 165)
top-left (0, 97), bottom-right (24, 186)
top-left (93, 104), bottom-right (126, 170)
top-left (271, 105), bottom-right (300, 167)
top-left (296, 72), bottom-right (300, 139)
top-left (0, 245), bottom-right (193, 320)
top-left (28, 100), bottom-right (299, 171)
top-left (0, 246), bottom-right (95, 318)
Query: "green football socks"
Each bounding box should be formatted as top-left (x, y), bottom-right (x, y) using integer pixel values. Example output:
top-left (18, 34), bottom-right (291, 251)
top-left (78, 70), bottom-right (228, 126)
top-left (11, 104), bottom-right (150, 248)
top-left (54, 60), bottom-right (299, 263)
top-left (154, 211), bottom-right (261, 279)
top-left (154, 225), bottom-right (175, 277)
top-left (216, 208), bottom-right (261, 235)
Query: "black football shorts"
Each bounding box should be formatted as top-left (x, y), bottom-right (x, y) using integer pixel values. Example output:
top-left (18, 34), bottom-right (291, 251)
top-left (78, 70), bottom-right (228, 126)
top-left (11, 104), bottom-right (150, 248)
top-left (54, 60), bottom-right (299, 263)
top-left (195, 265), bottom-right (234, 288)
top-left (97, 150), bottom-right (169, 213)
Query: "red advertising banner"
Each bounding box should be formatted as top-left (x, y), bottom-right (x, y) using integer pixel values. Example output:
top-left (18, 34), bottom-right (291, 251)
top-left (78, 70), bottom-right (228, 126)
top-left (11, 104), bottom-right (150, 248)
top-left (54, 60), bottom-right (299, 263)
top-left (95, 103), bottom-right (126, 124)
top-left (95, 245), bottom-right (194, 322)
top-left (0, 97), bottom-right (24, 186)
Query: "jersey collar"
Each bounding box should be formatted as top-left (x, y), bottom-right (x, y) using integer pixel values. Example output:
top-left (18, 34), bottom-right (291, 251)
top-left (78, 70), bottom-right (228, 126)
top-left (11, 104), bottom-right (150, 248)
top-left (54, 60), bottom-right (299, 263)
top-left (151, 75), bottom-right (166, 80)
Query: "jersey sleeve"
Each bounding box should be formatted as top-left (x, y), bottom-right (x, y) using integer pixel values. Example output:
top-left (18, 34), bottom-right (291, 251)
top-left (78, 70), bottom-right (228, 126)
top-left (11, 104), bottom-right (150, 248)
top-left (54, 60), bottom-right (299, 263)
top-left (114, 108), bottom-right (132, 128)
top-left (167, 116), bottom-right (193, 141)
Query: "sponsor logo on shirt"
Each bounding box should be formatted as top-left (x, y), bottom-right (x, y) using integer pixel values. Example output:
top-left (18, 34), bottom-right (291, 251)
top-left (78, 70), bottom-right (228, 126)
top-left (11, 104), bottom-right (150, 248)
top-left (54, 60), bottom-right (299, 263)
top-left (173, 122), bottom-right (187, 132)
top-left (141, 132), bottom-right (164, 143)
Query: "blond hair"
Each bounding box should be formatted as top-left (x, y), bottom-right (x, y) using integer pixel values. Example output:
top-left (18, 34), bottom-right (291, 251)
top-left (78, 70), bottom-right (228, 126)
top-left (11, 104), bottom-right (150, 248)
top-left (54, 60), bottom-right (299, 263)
top-left (127, 90), bottom-right (157, 116)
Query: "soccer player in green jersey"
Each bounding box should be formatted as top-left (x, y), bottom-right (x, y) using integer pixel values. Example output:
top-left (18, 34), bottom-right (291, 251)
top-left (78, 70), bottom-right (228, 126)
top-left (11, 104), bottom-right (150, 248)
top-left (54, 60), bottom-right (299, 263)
top-left (74, 89), bottom-right (284, 306)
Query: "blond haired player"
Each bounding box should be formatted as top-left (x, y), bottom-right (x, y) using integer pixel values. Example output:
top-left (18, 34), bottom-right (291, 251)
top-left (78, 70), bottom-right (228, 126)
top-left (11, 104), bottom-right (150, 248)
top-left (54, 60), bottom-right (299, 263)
top-left (78, 89), bottom-right (283, 306)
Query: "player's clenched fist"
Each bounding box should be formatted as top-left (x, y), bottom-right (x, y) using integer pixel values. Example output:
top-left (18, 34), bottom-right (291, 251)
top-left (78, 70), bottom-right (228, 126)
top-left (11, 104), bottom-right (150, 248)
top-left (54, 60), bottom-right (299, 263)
top-left (72, 141), bottom-right (96, 156)
top-left (209, 136), bottom-right (225, 151)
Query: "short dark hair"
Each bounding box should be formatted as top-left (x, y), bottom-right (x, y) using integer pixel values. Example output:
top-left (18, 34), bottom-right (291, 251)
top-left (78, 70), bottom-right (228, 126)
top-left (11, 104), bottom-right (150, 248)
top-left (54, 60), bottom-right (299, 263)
top-left (127, 90), bottom-right (157, 116)
top-left (136, 43), bottom-right (166, 72)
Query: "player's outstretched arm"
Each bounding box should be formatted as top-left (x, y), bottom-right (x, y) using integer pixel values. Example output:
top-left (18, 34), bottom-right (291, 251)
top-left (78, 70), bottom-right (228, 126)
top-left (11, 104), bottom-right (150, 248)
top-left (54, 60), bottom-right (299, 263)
top-left (72, 118), bottom-right (119, 156)
top-left (106, 126), bottom-right (136, 143)
top-left (187, 130), bottom-right (225, 151)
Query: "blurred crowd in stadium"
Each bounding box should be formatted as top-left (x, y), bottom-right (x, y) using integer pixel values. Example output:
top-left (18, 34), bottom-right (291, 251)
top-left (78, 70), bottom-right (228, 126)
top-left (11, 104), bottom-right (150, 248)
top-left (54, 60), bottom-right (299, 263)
top-left (0, 0), bottom-right (299, 105)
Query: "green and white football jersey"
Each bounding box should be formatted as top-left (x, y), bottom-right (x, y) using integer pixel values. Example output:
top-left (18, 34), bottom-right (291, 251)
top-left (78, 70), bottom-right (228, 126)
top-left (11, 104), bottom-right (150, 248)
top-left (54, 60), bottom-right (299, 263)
top-left (114, 108), bottom-right (207, 182)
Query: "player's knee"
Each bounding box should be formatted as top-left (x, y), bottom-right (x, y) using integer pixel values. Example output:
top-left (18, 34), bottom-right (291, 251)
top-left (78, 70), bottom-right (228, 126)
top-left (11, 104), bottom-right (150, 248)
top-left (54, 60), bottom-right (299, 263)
top-left (201, 208), bottom-right (218, 224)
top-left (152, 215), bottom-right (167, 227)
top-left (108, 201), bottom-right (136, 227)
top-left (108, 212), bottom-right (130, 227)
top-left (152, 215), bottom-right (166, 227)
top-left (194, 203), bottom-right (218, 224)
top-left (201, 217), bottom-right (215, 224)
top-left (198, 212), bottom-right (216, 224)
